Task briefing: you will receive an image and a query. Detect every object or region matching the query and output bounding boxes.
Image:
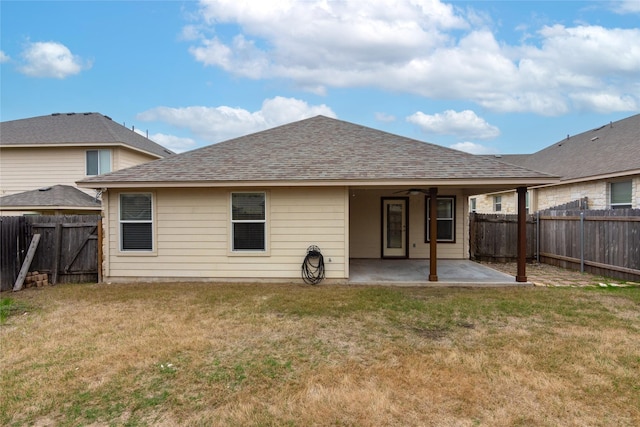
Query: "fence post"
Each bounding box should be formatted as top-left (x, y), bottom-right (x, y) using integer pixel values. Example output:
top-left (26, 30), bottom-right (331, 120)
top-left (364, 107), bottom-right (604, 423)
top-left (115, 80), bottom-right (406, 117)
top-left (97, 217), bottom-right (103, 283)
top-left (51, 222), bottom-right (63, 285)
top-left (536, 213), bottom-right (540, 263)
top-left (580, 211), bottom-right (585, 273)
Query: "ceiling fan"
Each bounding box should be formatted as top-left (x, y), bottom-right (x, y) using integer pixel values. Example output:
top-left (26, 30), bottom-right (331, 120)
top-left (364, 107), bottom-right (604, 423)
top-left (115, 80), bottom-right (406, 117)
top-left (393, 188), bottom-right (430, 195)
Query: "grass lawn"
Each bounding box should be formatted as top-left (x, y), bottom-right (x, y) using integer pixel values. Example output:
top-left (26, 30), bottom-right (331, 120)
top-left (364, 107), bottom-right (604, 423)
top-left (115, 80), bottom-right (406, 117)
top-left (1, 282), bottom-right (639, 426)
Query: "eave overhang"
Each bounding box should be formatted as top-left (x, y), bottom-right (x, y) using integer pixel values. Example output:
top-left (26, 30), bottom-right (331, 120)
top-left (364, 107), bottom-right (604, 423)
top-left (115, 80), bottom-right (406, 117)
top-left (78, 177), bottom-right (560, 193)
top-left (0, 142), bottom-right (167, 159)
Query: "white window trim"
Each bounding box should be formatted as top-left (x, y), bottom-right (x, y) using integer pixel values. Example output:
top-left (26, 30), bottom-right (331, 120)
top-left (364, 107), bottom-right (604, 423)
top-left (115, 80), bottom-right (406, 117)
top-left (610, 181), bottom-right (632, 209)
top-left (118, 192), bottom-right (156, 255)
top-left (229, 191), bottom-right (269, 255)
top-left (426, 196), bottom-right (456, 243)
top-left (86, 149), bottom-right (112, 176)
top-left (494, 195), bottom-right (502, 212)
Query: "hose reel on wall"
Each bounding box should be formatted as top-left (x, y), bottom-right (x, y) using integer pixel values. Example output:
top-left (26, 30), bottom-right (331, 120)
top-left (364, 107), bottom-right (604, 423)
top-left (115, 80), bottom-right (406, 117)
top-left (301, 245), bottom-right (325, 285)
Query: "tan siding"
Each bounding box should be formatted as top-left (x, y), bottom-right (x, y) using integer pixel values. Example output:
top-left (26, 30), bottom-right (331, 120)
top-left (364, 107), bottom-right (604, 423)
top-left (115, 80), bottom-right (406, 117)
top-left (105, 187), bottom-right (347, 281)
top-left (350, 189), bottom-right (468, 259)
top-left (0, 146), bottom-right (158, 197)
top-left (0, 147), bottom-right (87, 195)
top-left (349, 189), bottom-right (382, 258)
top-left (115, 148), bottom-right (159, 170)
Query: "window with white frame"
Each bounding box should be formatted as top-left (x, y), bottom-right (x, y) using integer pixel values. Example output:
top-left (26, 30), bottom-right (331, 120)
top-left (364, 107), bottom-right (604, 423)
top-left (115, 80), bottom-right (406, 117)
top-left (425, 196), bottom-right (455, 242)
top-left (86, 149), bottom-right (112, 175)
top-left (120, 193), bottom-right (153, 251)
top-left (494, 195), bottom-right (502, 212)
top-left (610, 181), bottom-right (632, 209)
top-left (231, 192), bottom-right (266, 251)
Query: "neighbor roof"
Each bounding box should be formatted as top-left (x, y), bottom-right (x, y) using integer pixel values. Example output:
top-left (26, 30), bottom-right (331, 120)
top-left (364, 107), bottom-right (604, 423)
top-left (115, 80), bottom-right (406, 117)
top-left (0, 112), bottom-right (174, 158)
top-left (0, 185), bottom-right (101, 211)
top-left (79, 116), bottom-right (557, 189)
top-left (498, 113), bottom-right (640, 182)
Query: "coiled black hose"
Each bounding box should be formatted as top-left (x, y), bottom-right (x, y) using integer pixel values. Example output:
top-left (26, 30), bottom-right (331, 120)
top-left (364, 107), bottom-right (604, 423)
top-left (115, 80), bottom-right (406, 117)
top-left (302, 245), bottom-right (325, 285)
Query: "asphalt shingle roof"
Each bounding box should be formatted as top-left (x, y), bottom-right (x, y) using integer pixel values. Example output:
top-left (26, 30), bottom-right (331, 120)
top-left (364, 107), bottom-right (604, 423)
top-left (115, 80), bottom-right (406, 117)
top-left (79, 116), bottom-right (555, 186)
top-left (0, 112), bottom-right (174, 158)
top-left (498, 114), bottom-right (640, 181)
top-left (0, 185), bottom-right (101, 209)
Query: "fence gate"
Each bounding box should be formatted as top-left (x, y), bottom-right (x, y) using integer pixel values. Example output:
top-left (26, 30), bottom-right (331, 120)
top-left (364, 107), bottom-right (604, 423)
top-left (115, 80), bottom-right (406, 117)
top-left (0, 215), bottom-right (101, 291)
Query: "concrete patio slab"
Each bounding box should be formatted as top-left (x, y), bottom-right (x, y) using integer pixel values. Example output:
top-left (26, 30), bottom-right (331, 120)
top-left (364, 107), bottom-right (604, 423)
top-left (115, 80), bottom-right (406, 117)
top-left (349, 259), bottom-right (530, 287)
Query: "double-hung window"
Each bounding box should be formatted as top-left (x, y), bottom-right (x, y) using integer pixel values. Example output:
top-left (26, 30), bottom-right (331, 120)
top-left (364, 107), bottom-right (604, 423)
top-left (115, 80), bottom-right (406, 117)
top-left (86, 149), bottom-right (112, 175)
top-left (494, 195), bottom-right (502, 212)
top-left (610, 181), bottom-right (632, 209)
top-left (231, 192), bottom-right (266, 251)
top-left (120, 193), bottom-right (153, 251)
top-left (426, 196), bottom-right (455, 242)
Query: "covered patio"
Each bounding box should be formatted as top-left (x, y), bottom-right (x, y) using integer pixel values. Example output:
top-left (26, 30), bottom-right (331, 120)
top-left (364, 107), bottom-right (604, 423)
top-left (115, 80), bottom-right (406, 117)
top-left (349, 259), bottom-right (528, 287)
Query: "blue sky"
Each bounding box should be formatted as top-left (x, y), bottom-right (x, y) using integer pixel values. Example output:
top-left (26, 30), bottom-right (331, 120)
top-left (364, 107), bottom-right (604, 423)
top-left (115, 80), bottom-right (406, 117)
top-left (1, 0), bottom-right (639, 154)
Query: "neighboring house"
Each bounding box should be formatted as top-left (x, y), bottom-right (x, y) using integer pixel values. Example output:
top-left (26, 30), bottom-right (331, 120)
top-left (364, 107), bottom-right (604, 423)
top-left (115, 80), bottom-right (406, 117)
top-left (78, 116), bottom-right (556, 283)
top-left (0, 185), bottom-right (101, 215)
top-left (0, 112), bottom-right (173, 214)
top-left (471, 114), bottom-right (640, 213)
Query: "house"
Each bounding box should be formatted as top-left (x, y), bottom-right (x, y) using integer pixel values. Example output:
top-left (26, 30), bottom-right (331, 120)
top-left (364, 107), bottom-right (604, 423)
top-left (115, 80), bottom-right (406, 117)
top-left (0, 185), bottom-right (101, 215)
top-left (77, 116), bottom-right (556, 284)
top-left (0, 112), bottom-right (174, 214)
top-left (471, 114), bottom-right (640, 214)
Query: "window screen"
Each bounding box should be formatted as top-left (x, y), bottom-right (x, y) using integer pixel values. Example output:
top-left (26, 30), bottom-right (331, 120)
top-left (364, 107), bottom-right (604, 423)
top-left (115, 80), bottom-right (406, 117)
top-left (231, 193), bottom-right (266, 251)
top-left (86, 149), bottom-right (112, 175)
top-left (120, 193), bottom-right (153, 251)
top-left (610, 181), bottom-right (632, 209)
top-left (426, 196), bottom-right (455, 242)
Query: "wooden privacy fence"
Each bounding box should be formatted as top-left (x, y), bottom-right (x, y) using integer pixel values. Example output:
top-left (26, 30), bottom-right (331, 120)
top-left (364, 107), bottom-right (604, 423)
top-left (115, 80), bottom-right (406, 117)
top-left (469, 213), bottom-right (537, 262)
top-left (470, 209), bottom-right (640, 282)
top-left (539, 209), bottom-right (640, 282)
top-left (0, 215), bottom-right (101, 291)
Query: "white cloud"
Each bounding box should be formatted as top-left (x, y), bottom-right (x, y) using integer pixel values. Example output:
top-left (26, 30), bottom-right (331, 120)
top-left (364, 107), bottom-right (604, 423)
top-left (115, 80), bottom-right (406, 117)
top-left (137, 96), bottom-right (336, 144)
top-left (19, 41), bottom-right (90, 78)
top-left (449, 141), bottom-right (499, 155)
top-left (147, 133), bottom-right (196, 154)
top-left (185, 0), bottom-right (640, 116)
top-left (407, 110), bottom-right (500, 140)
top-left (0, 51), bottom-right (9, 63)
top-left (611, 0), bottom-right (640, 14)
top-left (569, 91), bottom-right (638, 113)
top-left (375, 112), bottom-right (396, 123)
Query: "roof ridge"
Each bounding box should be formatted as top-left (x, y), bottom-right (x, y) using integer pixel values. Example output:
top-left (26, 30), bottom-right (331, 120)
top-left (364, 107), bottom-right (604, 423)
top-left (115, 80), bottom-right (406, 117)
top-left (93, 112), bottom-right (125, 143)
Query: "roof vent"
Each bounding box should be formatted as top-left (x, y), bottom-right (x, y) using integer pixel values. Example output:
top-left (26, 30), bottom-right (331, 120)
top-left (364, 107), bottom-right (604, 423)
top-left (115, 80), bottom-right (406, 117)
top-left (591, 136), bottom-right (599, 142)
top-left (67, 113), bottom-right (76, 116)
top-left (38, 187), bottom-right (52, 192)
top-left (52, 113), bottom-right (60, 116)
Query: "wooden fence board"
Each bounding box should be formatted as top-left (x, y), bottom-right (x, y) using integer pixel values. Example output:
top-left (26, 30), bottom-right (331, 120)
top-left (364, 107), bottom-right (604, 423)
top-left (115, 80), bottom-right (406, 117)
top-left (1, 215), bottom-right (101, 290)
top-left (0, 216), bottom-right (28, 291)
top-left (471, 209), bottom-right (640, 282)
top-left (13, 234), bottom-right (41, 291)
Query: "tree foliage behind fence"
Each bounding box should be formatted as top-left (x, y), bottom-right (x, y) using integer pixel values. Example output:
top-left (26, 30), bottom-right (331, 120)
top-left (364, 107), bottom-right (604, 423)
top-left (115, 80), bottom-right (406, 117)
top-left (470, 209), bottom-right (640, 282)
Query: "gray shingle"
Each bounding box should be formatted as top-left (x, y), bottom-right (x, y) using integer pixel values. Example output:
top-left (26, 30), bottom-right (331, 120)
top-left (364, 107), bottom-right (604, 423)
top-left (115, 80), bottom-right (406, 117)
top-left (0, 112), bottom-right (174, 158)
top-left (0, 185), bottom-right (101, 209)
top-left (79, 116), bottom-right (555, 185)
top-left (497, 114), bottom-right (640, 181)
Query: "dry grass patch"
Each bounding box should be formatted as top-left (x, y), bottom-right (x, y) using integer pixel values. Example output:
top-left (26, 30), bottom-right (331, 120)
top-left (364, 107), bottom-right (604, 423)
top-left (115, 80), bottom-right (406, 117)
top-left (1, 283), bottom-right (639, 426)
